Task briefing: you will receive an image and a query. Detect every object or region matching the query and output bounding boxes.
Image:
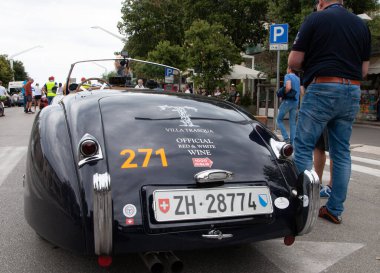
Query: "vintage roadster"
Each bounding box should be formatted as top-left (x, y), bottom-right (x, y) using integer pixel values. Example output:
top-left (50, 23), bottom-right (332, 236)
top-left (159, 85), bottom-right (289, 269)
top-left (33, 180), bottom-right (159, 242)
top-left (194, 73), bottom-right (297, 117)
top-left (24, 54), bottom-right (319, 272)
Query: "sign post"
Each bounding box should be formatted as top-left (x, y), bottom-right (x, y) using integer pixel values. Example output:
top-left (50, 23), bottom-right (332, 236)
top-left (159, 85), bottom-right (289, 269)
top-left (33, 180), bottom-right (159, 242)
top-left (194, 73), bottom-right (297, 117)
top-left (269, 24), bottom-right (288, 132)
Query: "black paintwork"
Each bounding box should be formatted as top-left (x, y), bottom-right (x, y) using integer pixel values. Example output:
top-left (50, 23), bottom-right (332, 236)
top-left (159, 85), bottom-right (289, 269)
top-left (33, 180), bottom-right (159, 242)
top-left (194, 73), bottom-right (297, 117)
top-left (24, 90), bottom-right (302, 254)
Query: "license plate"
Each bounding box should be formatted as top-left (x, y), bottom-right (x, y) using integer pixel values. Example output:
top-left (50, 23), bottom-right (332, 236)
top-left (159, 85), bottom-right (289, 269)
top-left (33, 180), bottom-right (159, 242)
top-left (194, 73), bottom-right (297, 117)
top-left (153, 186), bottom-right (273, 222)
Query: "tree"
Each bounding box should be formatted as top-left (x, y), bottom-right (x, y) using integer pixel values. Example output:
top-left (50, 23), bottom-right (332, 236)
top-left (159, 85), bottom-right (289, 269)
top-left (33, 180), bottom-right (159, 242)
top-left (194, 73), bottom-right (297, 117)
top-left (182, 0), bottom-right (268, 51)
top-left (12, 60), bottom-right (28, 81)
top-left (147, 41), bottom-right (187, 71)
top-left (118, 0), bottom-right (186, 58)
top-left (0, 55), bottom-right (13, 85)
top-left (184, 20), bottom-right (242, 91)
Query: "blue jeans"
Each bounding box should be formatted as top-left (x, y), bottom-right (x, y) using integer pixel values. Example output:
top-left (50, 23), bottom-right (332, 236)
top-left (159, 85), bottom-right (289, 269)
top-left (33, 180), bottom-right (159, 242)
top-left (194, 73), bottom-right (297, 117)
top-left (294, 83), bottom-right (361, 217)
top-left (277, 99), bottom-right (298, 144)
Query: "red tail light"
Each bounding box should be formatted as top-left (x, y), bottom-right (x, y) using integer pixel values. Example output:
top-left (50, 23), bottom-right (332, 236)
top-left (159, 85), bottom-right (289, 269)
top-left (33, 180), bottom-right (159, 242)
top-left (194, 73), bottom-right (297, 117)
top-left (80, 139), bottom-right (98, 157)
top-left (98, 255), bottom-right (112, 267)
top-left (281, 144), bottom-right (293, 157)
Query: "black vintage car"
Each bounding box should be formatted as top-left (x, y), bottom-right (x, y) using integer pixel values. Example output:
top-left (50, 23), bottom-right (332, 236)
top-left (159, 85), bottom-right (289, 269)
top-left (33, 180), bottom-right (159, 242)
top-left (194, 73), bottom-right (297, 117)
top-left (24, 55), bottom-right (319, 272)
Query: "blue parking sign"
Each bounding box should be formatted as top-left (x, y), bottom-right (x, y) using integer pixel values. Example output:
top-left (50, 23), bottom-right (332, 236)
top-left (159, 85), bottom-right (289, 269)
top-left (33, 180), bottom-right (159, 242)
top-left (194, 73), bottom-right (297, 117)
top-left (165, 67), bottom-right (174, 77)
top-left (270, 24), bottom-right (288, 44)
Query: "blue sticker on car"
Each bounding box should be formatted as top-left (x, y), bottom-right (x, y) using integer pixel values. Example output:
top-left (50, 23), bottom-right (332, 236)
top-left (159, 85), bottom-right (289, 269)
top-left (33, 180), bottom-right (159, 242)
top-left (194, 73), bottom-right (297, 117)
top-left (259, 194), bottom-right (268, 207)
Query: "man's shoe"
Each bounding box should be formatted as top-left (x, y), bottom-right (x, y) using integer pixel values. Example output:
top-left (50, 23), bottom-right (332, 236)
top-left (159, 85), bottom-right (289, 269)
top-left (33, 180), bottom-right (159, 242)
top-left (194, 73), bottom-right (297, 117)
top-left (318, 206), bottom-right (342, 224)
top-left (320, 185), bottom-right (331, 198)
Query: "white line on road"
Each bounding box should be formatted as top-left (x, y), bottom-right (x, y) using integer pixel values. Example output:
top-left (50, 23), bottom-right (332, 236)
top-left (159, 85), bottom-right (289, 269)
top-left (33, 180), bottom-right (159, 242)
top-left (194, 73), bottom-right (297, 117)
top-left (325, 154), bottom-right (380, 178)
top-left (0, 146), bottom-right (27, 187)
top-left (254, 240), bottom-right (364, 273)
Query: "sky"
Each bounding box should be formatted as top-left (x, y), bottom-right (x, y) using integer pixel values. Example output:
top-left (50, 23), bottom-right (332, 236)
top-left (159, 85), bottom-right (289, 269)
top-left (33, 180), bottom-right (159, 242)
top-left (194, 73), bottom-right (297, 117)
top-left (0, 0), bottom-right (124, 86)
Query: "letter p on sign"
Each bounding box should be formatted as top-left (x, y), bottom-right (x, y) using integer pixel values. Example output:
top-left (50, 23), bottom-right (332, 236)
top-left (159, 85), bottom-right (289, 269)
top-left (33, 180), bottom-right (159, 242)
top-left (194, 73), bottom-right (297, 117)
top-left (273, 27), bottom-right (284, 42)
top-left (269, 24), bottom-right (288, 44)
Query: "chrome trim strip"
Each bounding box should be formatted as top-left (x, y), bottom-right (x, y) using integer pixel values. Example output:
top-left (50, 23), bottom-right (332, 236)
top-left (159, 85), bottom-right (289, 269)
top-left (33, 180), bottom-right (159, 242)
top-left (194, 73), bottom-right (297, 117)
top-left (298, 170), bottom-right (320, 235)
top-left (93, 172), bottom-right (113, 255)
top-left (194, 169), bottom-right (233, 184)
top-left (78, 133), bottom-right (104, 168)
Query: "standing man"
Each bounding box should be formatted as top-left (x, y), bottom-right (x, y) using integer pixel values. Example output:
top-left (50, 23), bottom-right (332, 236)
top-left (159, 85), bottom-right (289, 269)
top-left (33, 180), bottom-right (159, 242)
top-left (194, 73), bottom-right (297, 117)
top-left (33, 83), bottom-right (42, 111)
top-left (24, 78), bottom-right (34, 113)
top-left (44, 76), bottom-right (57, 105)
top-left (276, 67), bottom-right (300, 145)
top-left (288, 0), bottom-right (371, 224)
top-left (227, 84), bottom-right (241, 104)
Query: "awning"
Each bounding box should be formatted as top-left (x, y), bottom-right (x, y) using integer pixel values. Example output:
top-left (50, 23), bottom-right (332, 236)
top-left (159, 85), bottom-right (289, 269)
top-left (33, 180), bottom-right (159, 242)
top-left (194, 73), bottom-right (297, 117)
top-left (224, 64), bottom-right (267, 80)
top-left (368, 56), bottom-right (380, 75)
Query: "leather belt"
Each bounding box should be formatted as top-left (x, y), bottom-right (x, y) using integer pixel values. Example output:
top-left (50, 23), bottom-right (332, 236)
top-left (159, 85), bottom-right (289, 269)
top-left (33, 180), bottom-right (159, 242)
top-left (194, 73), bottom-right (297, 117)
top-left (313, 77), bottom-right (360, 85)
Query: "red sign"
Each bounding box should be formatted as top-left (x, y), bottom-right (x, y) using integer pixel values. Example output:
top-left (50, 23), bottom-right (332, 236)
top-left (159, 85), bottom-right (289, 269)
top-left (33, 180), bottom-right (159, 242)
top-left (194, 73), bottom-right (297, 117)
top-left (158, 198), bottom-right (170, 213)
top-left (192, 157), bottom-right (213, 168)
top-left (126, 218), bottom-right (134, 225)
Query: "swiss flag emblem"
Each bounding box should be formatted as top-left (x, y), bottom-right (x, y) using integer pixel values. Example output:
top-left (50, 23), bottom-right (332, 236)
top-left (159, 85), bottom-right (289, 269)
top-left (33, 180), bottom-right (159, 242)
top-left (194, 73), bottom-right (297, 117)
top-left (126, 218), bottom-right (134, 225)
top-left (158, 198), bottom-right (170, 214)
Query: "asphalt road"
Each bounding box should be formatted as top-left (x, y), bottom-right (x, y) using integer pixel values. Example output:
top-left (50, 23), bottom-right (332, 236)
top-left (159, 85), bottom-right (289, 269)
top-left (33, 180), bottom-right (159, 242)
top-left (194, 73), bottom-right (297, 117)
top-left (0, 107), bottom-right (379, 273)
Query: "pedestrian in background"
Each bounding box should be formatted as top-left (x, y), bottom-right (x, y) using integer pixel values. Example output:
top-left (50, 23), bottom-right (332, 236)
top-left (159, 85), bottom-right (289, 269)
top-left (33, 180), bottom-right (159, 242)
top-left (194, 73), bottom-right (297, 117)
top-left (44, 76), bottom-right (57, 105)
top-left (288, 0), bottom-right (371, 224)
top-left (276, 67), bottom-right (300, 145)
top-left (135, 79), bottom-right (145, 89)
top-left (314, 129), bottom-right (333, 197)
top-left (33, 83), bottom-right (42, 111)
top-left (227, 84), bottom-right (240, 104)
top-left (22, 78), bottom-right (27, 112)
top-left (23, 78), bottom-right (34, 113)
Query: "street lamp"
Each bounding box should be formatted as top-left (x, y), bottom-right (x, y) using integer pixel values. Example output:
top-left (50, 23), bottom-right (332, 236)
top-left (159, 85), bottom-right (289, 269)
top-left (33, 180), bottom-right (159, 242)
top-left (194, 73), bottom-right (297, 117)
top-left (90, 26), bottom-right (126, 42)
top-left (9, 45), bottom-right (43, 80)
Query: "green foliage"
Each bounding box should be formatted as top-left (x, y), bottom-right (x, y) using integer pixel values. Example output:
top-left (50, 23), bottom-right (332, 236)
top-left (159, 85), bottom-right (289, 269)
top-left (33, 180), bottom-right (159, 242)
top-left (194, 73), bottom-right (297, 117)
top-left (12, 60), bottom-right (28, 81)
top-left (119, 0), bottom-right (185, 58)
top-left (0, 55), bottom-right (13, 84)
top-left (147, 41), bottom-right (186, 71)
top-left (182, 0), bottom-right (268, 50)
top-left (184, 20), bottom-right (242, 91)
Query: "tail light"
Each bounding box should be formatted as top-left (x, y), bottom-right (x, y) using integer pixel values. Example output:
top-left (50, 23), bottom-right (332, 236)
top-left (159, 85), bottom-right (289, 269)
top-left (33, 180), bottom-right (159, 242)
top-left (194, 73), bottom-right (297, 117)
top-left (270, 138), bottom-right (293, 159)
top-left (281, 143), bottom-right (294, 157)
top-left (78, 134), bottom-right (104, 167)
top-left (80, 139), bottom-right (98, 157)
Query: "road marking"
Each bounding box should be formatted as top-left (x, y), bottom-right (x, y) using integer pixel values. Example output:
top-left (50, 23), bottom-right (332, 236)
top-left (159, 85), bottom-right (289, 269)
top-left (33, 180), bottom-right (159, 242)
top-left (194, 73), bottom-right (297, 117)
top-left (253, 240), bottom-right (364, 273)
top-left (0, 146), bottom-right (27, 187)
top-left (325, 157), bottom-right (380, 178)
top-left (351, 145), bottom-right (380, 156)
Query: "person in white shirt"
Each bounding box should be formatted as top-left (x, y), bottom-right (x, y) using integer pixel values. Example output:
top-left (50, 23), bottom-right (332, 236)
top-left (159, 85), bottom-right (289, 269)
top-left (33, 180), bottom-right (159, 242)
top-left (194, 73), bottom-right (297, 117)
top-left (0, 81), bottom-right (9, 97)
top-left (33, 83), bottom-right (42, 111)
top-left (134, 79), bottom-right (145, 89)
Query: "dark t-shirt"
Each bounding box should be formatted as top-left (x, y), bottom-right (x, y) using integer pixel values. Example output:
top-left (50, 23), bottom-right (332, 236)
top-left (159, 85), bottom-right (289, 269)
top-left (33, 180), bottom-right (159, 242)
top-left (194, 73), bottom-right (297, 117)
top-left (292, 4), bottom-right (371, 87)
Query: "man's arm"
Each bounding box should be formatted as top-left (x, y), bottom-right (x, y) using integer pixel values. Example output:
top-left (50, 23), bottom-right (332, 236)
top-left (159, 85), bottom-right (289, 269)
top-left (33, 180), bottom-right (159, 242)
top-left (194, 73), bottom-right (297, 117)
top-left (362, 61), bottom-right (369, 78)
top-left (285, 80), bottom-right (292, 92)
top-left (288, 51), bottom-right (305, 72)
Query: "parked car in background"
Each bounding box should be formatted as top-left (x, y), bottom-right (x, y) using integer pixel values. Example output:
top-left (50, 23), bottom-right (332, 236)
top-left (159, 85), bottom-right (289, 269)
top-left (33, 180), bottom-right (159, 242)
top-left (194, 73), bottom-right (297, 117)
top-left (8, 81), bottom-right (24, 107)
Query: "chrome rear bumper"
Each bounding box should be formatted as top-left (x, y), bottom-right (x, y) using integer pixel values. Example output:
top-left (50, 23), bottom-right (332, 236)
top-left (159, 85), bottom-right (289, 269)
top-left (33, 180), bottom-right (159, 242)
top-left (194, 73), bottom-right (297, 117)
top-left (93, 173), bottom-right (113, 255)
top-left (297, 170), bottom-right (320, 235)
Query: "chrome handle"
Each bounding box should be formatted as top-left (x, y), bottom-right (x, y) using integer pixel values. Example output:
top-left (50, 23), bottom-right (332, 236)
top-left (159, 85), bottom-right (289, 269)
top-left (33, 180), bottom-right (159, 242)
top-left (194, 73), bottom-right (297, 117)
top-left (202, 229), bottom-right (233, 240)
top-left (194, 169), bottom-right (233, 184)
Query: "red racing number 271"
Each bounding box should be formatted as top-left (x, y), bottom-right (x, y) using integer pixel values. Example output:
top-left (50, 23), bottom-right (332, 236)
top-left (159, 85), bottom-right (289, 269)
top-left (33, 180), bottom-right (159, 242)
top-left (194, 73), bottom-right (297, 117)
top-left (120, 148), bottom-right (168, 169)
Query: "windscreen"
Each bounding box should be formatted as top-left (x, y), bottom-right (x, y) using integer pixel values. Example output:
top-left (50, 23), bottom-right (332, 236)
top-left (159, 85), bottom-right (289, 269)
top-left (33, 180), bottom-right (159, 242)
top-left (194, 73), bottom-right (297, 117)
top-left (66, 58), bottom-right (181, 92)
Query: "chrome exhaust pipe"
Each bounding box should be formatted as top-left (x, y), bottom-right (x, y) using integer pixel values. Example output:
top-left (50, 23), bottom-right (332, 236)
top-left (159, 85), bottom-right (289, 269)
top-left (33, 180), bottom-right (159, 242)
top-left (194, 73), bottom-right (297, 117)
top-left (162, 251), bottom-right (184, 273)
top-left (139, 252), bottom-right (164, 273)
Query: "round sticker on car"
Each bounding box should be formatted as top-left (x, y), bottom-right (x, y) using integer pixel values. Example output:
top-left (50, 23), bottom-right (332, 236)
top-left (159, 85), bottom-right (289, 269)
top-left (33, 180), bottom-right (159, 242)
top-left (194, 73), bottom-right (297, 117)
top-left (274, 197), bottom-right (289, 209)
top-left (123, 204), bottom-right (137, 218)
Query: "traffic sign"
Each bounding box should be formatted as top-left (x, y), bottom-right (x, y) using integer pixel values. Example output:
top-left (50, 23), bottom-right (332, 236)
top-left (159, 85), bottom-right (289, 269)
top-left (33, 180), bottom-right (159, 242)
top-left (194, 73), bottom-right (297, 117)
top-left (269, 24), bottom-right (288, 51)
